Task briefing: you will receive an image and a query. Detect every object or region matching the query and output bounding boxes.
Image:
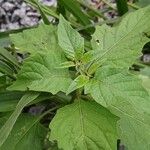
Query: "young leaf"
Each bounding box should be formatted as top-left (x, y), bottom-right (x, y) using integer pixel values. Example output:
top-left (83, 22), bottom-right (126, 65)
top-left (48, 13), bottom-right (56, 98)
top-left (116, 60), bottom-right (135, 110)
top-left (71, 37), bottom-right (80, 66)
top-left (57, 61), bottom-right (75, 69)
top-left (85, 66), bottom-right (150, 114)
top-left (49, 99), bottom-right (118, 150)
top-left (0, 92), bottom-right (39, 147)
top-left (10, 24), bottom-right (58, 54)
top-left (8, 52), bottom-right (72, 94)
top-left (66, 75), bottom-right (89, 95)
top-left (58, 15), bottom-right (84, 60)
top-left (0, 114), bottom-right (47, 150)
top-left (91, 6), bottom-right (150, 69)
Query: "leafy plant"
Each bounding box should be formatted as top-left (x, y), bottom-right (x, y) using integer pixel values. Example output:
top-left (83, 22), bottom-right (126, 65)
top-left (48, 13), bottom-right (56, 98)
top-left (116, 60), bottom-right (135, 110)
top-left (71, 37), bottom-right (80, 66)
top-left (0, 4), bottom-right (150, 150)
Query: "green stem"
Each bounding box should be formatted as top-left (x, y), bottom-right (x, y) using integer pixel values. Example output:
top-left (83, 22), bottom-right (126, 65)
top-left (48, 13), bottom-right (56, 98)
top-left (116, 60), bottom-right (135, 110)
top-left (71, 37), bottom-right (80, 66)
top-left (39, 105), bottom-right (61, 119)
top-left (76, 88), bottom-right (83, 99)
top-left (127, 2), bottom-right (140, 10)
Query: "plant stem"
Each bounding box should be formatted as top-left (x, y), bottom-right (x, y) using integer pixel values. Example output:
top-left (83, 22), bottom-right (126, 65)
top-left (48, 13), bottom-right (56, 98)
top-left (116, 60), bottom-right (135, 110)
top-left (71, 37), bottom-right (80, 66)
top-left (39, 105), bottom-right (61, 119)
top-left (127, 2), bottom-right (140, 9)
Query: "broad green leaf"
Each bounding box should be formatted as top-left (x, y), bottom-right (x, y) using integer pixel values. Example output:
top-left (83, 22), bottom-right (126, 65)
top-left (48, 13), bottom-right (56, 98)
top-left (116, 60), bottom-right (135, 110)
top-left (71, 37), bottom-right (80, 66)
top-left (66, 75), bottom-right (89, 95)
top-left (91, 6), bottom-right (150, 69)
top-left (140, 67), bottom-right (150, 77)
top-left (118, 116), bottom-right (150, 150)
top-left (0, 92), bottom-right (52, 112)
top-left (85, 66), bottom-right (150, 114)
top-left (139, 74), bottom-right (150, 94)
top-left (0, 114), bottom-right (47, 150)
top-left (58, 15), bottom-right (84, 60)
top-left (136, 0), bottom-right (150, 7)
top-left (0, 91), bottom-right (24, 112)
top-left (8, 52), bottom-right (72, 94)
top-left (10, 24), bottom-right (58, 54)
top-left (49, 99), bottom-right (118, 150)
top-left (0, 92), bottom-right (39, 147)
top-left (108, 98), bottom-right (150, 150)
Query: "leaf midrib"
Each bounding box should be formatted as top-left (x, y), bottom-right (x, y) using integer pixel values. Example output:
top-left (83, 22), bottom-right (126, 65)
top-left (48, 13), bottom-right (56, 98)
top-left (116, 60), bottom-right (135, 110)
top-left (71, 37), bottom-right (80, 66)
top-left (97, 10), bottom-right (147, 62)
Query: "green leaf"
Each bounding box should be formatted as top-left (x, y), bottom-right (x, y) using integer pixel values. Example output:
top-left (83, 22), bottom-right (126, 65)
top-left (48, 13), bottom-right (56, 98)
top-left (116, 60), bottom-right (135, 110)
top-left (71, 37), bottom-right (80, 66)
top-left (140, 67), bottom-right (150, 77)
top-left (57, 61), bottom-right (75, 69)
top-left (0, 92), bottom-right (52, 112)
top-left (29, 0), bottom-right (50, 25)
top-left (136, 0), bottom-right (150, 7)
top-left (25, 0), bottom-right (59, 19)
top-left (66, 75), bottom-right (89, 95)
top-left (0, 59), bottom-right (15, 79)
top-left (10, 24), bottom-right (58, 54)
top-left (81, 51), bottom-right (94, 64)
top-left (49, 99), bottom-right (118, 150)
top-left (118, 115), bottom-right (150, 150)
top-left (107, 98), bottom-right (150, 150)
top-left (0, 74), bottom-right (6, 90)
top-left (0, 114), bottom-right (47, 150)
top-left (58, 15), bottom-right (84, 60)
top-left (85, 66), bottom-right (150, 113)
top-left (0, 91), bottom-right (24, 112)
top-left (139, 74), bottom-right (150, 94)
top-left (0, 92), bottom-right (39, 147)
top-left (59, 0), bottom-right (91, 26)
top-left (91, 6), bottom-right (150, 69)
top-left (8, 52), bottom-right (72, 94)
top-left (0, 48), bottom-right (19, 68)
top-left (116, 0), bottom-right (128, 16)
